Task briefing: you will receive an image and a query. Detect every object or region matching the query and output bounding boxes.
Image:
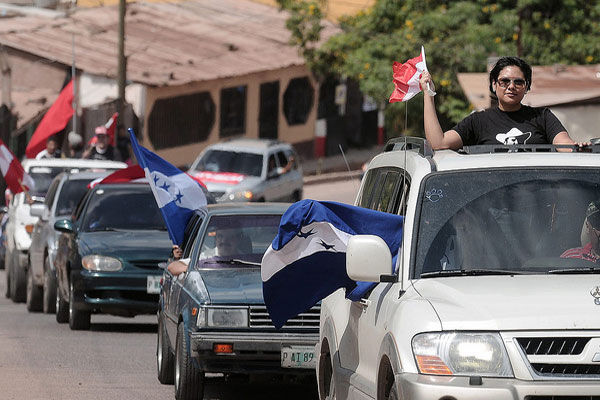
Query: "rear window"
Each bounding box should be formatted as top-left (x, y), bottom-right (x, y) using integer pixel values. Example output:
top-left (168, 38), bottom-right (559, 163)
top-left (81, 186), bottom-right (166, 232)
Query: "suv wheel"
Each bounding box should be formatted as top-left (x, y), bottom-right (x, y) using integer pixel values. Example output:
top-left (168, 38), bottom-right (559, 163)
top-left (4, 252), bottom-right (10, 298)
top-left (55, 284), bottom-right (69, 323)
top-left (68, 281), bottom-right (90, 330)
top-left (26, 264), bottom-right (43, 312)
top-left (43, 259), bottom-right (57, 314)
top-left (10, 252), bottom-right (26, 303)
top-left (175, 322), bottom-right (204, 400)
top-left (318, 341), bottom-right (336, 400)
top-left (157, 313), bottom-right (175, 384)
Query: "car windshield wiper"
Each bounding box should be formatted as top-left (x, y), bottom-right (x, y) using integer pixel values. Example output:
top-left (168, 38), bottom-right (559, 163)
top-left (548, 267), bottom-right (600, 274)
top-left (86, 227), bottom-right (120, 232)
top-left (420, 269), bottom-right (522, 278)
top-left (211, 259), bottom-right (261, 267)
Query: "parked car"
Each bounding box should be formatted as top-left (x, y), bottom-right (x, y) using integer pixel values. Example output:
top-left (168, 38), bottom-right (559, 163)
top-left (26, 171), bottom-right (113, 313)
top-left (187, 139), bottom-right (303, 203)
top-left (157, 203), bottom-right (319, 400)
top-left (53, 181), bottom-right (172, 330)
top-left (317, 138), bottom-right (600, 399)
top-left (4, 158), bottom-right (126, 303)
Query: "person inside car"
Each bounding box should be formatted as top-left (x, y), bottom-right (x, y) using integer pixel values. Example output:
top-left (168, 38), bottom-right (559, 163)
top-left (561, 200), bottom-right (600, 263)
top-left (419, 56), bottom-right (581, 150)
top-left (166, 230), bottom-right (248, 276)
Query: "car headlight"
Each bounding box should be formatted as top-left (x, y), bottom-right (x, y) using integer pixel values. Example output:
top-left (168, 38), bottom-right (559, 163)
top-left (81, 255), bottom-right (122, 272)
top-left (412, 332), bottom-right (513, 377)
top-left (197, 307), bottom-right (248, 328)
top-left (228, 190), bottom-right (253, 201)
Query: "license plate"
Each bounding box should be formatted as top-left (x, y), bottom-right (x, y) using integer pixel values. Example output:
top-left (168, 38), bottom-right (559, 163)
top-left (146, 275), bottom-right (161, 294)
top-left (281, 346), bottom-right (316, 369)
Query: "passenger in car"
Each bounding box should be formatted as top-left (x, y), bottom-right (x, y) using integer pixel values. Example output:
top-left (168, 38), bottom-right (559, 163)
top-left (561, 200), bottom-right (600, 263)
top-left (419, 56), bottom-right (581, 150)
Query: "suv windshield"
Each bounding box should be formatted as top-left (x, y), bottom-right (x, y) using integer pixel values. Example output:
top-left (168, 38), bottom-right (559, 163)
top-left (29, 167), bottom-right (71, 197)
top-left (193, 149), bottom-right (263, 177)
top-left (197, 214), bottom-right (281, 267)
top-left (415, 168), bottom-right (600, 277)
top-left (81, 187), bottom-right (166, 232)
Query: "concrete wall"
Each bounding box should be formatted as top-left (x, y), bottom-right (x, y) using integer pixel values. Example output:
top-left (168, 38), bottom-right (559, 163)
top-left (144, 64), bottom-right (318, 167)
top-left (550, 104), bottom-right (600, 142)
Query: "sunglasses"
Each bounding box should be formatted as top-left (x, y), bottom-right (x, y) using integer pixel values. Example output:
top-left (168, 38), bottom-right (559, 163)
top-left (497, 78), bottom-right (527, 89)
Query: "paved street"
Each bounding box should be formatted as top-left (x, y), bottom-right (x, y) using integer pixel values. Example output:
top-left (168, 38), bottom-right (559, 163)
top-left (0, 178), bottom-right (358, 399)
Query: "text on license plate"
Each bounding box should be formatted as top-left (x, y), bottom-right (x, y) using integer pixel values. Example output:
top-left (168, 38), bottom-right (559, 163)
top-left (147, 275), bottom-right (161, 294)
top-left (281, 346), bottom-right (316, 369)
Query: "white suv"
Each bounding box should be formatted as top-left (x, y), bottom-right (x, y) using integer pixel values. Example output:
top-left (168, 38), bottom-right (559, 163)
top-left (4, 158), bottom-right (126, 303)
top-left (317, 138), bottom-right (600, 399)
top-left (188, 139), bottom-right (303, 203)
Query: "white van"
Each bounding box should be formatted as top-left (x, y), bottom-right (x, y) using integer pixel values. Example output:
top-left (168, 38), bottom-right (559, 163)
top-left (317, 138), bottom-right (600, 399)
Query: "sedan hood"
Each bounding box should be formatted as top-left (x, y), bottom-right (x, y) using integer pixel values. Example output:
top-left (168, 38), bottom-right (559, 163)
top-left (79, 230), bottom-right (172, 262)
top-left (200, 268), bottom-right (263, 304)
top-left (413, 275), bottom-right (600, 331)
top-left (203, 176), bottom-right (263, 193)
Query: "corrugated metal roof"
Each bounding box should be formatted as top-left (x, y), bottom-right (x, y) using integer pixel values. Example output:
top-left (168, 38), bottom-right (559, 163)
top-left (0, 0), bottom-right (339, 87)
top-left (458, 64), bottom-right (600, 109)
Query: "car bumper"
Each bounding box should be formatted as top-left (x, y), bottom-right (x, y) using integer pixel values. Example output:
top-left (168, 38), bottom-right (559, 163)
top-left (72, 270), bottom-right (160, 316)
top-left (396, 373), bottom-right (600, 399)
top-left (190, 330), bottom-right (318, 374)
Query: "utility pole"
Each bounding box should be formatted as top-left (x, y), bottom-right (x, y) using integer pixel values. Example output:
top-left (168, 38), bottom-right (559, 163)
top-left (117, 0), bottom-right (126, 135)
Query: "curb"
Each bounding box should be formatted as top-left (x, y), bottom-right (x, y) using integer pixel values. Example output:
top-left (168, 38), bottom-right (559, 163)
top-left (303, 170), bottom-right (363, 186)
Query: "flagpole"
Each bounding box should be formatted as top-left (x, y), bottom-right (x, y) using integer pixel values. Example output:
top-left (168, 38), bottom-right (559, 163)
top-left (71, 33), bottom-right (77, 137)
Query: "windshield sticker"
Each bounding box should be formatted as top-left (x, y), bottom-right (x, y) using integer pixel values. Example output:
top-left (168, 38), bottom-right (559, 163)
top-left (425, 188), bottom-right (444, 203)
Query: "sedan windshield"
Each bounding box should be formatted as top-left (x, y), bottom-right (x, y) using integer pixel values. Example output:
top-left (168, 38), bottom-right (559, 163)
top-left (197, 214), bottom-right (281, 267)
top-left (81, 187), bottom-right (166, 231)
top-left (414, 168), bottom-right (600, 278)
top-left (193, 150), bottom-right (263, 177)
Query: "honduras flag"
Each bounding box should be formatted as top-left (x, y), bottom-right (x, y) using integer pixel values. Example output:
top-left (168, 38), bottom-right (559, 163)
top-left (261, 199), bottom-right (404, 329)
top-left (129, 129), bottom-right (207, 245)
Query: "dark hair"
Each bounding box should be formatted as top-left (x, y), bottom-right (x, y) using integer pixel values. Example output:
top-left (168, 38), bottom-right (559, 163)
top-left (47, 135), bottom-right (60, 144)
top-left (488, 56), bottom-right (532, 94)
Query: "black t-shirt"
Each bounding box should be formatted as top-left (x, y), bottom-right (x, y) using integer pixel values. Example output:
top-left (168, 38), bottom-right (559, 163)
top-left (453, 105), bottom-right (566, 146)
top-left (86, 146), bottom-right (120, 161)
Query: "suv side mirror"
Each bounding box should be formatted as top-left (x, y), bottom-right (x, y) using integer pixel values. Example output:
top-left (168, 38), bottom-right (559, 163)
top-left (54, 219), bottom-right (76, 234)
top-left (30, 203), bottom-right (46, 218)
top-left (346, 235), bottom-right (394, 282)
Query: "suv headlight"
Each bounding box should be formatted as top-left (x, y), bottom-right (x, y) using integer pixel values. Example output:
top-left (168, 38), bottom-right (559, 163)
top-left (228, 190), bottom-right (254, 201)
top-left (197, 307), bottom-right (248, 328)
top-left (82, 255), bottom-right (122, 271)
top-left (412, 332), bottom-right (513, 377)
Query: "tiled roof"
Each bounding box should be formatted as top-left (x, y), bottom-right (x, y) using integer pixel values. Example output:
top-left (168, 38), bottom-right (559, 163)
top-left (0, 0), bottom-right (339, 87)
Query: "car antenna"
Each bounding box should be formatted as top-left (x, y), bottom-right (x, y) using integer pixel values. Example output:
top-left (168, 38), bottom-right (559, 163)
top-left (339, 144), bottom-right (359, 193)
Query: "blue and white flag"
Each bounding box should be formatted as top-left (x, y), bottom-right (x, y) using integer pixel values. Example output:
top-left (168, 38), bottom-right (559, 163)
top-left (129, 129), bottom-right (207, 245)
top-left (261, 199), bottom-right (404, 329)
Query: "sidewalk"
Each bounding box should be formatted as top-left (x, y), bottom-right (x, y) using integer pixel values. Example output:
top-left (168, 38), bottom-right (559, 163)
top-left (300, 145), bottom-right (383, 185)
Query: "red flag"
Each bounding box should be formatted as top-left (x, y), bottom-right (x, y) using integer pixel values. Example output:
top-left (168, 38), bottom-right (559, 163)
top-left (88, 165), bottom-right (144, 189)
top-left (104, 112), bottom-right (118, 146)
top-left (26, 80), bottom-right (75, 159)
top-left (0, 139), bottom-right (35, 194)
top-left (389, 46), bottom-right (433, 103)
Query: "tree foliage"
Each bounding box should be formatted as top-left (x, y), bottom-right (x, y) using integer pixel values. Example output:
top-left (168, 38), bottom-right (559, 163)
top-left (277, 0), bottom-right (600, 137)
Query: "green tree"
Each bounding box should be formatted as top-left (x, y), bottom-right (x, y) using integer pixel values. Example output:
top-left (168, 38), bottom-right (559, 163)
top-left (277, 0), bottom-right (600, 138)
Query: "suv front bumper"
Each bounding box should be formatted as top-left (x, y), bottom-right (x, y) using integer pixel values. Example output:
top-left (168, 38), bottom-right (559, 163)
top-left (396, 373), bottom-right (600, 399)
top-left (190, 331), bottom-right (318, 374)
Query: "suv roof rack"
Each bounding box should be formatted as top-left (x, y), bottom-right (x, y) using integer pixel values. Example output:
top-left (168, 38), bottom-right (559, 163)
top-left (384, 137), bottom-right (434, 157)
top-left (461, 144), bottom-right (600, 154)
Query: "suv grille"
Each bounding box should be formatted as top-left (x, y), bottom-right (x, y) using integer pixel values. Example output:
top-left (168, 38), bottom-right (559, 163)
top-left (516, 337), bottom-right (590, 355)
top-left (249, 305), bottom-right (320, 329)
top-left (531, 364), bottom-right (600, 375)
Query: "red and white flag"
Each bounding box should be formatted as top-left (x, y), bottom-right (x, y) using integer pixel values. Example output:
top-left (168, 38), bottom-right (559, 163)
top-left (389, 46), bottom-right (432, 103)
top-left (88, 164), bottom-right (145, 189)
top-left (0, 140), bottom-right (35, 194)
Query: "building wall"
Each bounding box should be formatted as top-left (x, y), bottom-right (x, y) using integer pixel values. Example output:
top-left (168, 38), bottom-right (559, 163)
top-left (551, 104), bottom-right (600, 143)
top-left (144, 64), bottom-right (318, 168)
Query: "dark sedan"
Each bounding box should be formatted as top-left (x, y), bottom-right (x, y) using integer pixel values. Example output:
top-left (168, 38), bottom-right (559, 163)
top-left (53, 182), bottom-right (173, 330)
top-left (157, 203), bottom-right (320, 400)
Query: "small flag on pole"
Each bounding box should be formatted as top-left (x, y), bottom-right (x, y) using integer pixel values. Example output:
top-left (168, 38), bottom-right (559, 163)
top-left (0, 139), bottom-right (35, 194)
top-left (389, 46), bottom-right (434, 103)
